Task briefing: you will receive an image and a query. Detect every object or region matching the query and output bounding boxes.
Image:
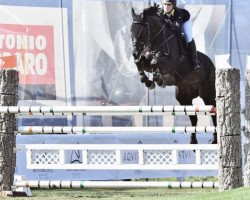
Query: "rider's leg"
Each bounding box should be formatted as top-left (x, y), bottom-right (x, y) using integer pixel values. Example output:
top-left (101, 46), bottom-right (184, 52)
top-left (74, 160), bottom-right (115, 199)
top-left (188, 39), bottom-right (201, 71)
top-left (183, 20), bottom-right (201, 71)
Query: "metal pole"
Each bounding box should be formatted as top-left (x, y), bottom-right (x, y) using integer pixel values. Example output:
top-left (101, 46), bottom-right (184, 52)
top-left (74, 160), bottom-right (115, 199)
top-left (229, 0), bottom-right (233, 64)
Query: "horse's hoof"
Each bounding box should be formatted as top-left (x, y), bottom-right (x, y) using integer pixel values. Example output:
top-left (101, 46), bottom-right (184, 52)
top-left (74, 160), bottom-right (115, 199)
top-left (145, 80), bottom-right (155, 90)
top-left (190, 139), bottom-right (198, 144)
top-left (212, 139), bottom-right (217, 144)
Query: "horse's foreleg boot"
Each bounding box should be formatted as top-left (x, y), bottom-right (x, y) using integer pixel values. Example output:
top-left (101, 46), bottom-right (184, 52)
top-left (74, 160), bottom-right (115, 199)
top-left (145, 80), bottom-right (155, 90)
top-left (150, 57), bottom-right (158, 65)
top-left (150, 52), bottom-right (161, 66)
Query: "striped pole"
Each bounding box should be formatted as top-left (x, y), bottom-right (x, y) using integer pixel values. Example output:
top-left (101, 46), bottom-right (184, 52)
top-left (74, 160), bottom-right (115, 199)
top-left (14, 181), bottom-right (219, 189)
top-left (0, 105), bottom-right (216, 115)
top-left (17, 126), bottom-right (217, 134)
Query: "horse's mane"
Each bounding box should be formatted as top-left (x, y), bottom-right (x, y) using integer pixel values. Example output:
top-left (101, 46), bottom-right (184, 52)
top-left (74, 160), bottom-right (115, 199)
top-left (142, 4), bottom-right (160, 17)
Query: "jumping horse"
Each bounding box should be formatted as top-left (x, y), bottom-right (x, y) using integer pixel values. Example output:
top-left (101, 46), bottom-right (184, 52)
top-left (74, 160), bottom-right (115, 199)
top-left (130, 5), bottom-right (217, 144)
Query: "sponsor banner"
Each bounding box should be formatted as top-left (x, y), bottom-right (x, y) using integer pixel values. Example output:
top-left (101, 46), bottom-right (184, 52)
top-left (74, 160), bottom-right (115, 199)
top-left (0, 24), bottom-right (55, 84)
top-left (0, 5), bottom-right (70, 102)
top-left (16, 134), bottom-right (217, 180)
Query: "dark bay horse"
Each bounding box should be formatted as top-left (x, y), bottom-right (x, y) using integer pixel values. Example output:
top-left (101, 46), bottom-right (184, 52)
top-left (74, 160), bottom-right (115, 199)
top-left (130, 5), bottom-right (217, 144)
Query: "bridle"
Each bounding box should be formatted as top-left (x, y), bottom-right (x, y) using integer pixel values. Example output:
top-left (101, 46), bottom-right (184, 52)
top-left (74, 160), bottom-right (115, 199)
top-left (132, 15), bottom-right (189, 83)
top-left (132, 19), bottom-right (174, 58)
top-left (131, 21), bottom-right (150, 57)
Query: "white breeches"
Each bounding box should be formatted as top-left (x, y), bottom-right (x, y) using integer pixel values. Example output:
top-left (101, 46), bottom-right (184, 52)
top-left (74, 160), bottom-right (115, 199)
top-left (182, 19), bottom-right (193, 43)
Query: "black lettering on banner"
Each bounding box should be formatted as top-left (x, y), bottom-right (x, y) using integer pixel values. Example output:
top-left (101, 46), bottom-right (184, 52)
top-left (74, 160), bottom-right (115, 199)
top-left (70, 142), bottom-right (82, 164)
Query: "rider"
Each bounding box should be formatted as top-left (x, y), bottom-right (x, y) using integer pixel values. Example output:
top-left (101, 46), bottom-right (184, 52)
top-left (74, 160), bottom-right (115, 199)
top-left (160, 0), bottom-right (201, 71)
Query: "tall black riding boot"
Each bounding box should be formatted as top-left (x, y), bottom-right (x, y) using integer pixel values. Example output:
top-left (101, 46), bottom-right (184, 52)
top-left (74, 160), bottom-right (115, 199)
top-left (188, 39), bottom-right (201, 71)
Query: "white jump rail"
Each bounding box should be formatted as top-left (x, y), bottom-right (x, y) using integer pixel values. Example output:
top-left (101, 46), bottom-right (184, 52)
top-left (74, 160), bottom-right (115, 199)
top-left (17, 126), bottom-right (217, 134)
top-left (0, 105), bottom-right (216, 115)
top-left (22, 144), bottom-right (218, 170)
top-left (14, 180), bottom-right (219, 189)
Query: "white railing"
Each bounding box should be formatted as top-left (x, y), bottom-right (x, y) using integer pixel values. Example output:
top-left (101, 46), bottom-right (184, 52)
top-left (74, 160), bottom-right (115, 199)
top-left (17, 126), bottom-right (217, 134)
top-left (22, 144), bottom-right (218, 170)
top-left (14, 180), bottom-right (219, 189)
top-left (0, 105), bottom-right (216, 115)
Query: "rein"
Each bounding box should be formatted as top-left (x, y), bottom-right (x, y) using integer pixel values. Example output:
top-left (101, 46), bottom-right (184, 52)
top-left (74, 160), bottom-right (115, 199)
top-left (143, 20), bottom-right (190, 83)
top-left (132, 16), bottom-right (190, 83)
top-left (132, 21), bottom-right (150, 47)
top-left (133, 20), bottom-right (173, 54)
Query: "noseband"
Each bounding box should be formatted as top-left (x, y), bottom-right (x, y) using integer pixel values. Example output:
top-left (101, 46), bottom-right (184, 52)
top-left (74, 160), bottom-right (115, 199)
top-left (132, 16), bottom-right (188, 83)
top-left (132, 20), bottom-right (174, 56)
top-left (132, 21), bottom-right (150, 50)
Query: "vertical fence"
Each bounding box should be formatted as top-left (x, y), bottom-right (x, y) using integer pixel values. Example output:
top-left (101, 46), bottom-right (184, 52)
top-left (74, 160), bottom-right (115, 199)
top-left (0, 68), bottom-right (246, 192)
top-left (216, 68), bottom-right (243, 191)
top-left (244, 67), bottom-right (250, 186)
top-left (0, 69), bottom-right (18, 196)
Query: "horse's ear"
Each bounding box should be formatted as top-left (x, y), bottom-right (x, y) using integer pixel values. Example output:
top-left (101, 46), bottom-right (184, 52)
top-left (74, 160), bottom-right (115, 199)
top-left (132, 7), bottom-right (137, 20)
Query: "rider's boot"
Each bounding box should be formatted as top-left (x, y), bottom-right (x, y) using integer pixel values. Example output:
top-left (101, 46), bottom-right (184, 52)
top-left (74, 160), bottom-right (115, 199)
top-left (188, 39), bottom-right (201, 71)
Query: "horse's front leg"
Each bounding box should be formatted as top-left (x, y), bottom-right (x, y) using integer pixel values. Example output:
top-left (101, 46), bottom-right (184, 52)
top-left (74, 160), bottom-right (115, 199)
top-left (142, 73), bottom-right (155, 89)
top-left (135, 55), bottom-right (155, 89)
top-left (134, 57), bottom-right (148, 82)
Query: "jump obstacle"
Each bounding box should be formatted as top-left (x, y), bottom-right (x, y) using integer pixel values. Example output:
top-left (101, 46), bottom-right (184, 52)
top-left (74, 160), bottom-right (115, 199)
top-left (0, 68), bottom-right (243, 195)
top-left (11, 105), bottom-right (219, 190)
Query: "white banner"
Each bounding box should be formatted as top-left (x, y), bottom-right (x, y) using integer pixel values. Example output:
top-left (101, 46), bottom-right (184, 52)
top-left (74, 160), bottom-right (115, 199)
top-left (16, 134), bottom-right (217, 180)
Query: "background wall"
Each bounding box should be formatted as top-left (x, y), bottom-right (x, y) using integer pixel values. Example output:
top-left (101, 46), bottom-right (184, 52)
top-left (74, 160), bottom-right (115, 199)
top-left (0, 0), bottom-right (247, 180)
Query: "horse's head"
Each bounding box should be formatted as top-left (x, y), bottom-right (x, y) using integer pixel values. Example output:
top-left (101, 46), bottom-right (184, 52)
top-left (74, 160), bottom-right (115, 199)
top-left (131, 5), bottom-right (181, 86)
top-left (131, 5), bottom-right (164, 60)
top-left (130, 8), bottom-right (149, 60)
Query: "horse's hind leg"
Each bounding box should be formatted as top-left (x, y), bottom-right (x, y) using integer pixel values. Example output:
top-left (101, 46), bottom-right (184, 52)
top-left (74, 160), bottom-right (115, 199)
top-left (176, 89), bottom-right (198, 144)
top-left (211, 115), bottom-right (217, 144)
top-left (188, 116), bottom-right (198, 144)
top-left (204, 99), bottom-right (217, 144)
top-left (200, 89), bottom-right (217, 144)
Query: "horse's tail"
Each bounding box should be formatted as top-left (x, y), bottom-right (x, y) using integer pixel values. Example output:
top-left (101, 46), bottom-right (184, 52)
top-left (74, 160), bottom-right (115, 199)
top-left (197, 51), bottom-right (215, 71)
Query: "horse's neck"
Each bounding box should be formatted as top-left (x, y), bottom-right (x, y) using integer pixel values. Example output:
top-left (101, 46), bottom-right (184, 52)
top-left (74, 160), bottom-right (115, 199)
top-left (147, 18), bottom-right (168, 51)
top-left (149, 35), bottom-right (163, 51)
top-left (162, 28), bottom-right (191, 68)
top-left (149, 28), bottom-right (180, 57)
